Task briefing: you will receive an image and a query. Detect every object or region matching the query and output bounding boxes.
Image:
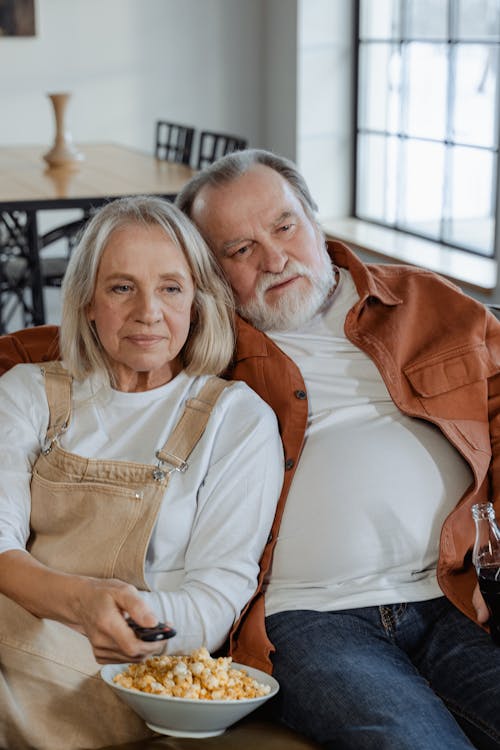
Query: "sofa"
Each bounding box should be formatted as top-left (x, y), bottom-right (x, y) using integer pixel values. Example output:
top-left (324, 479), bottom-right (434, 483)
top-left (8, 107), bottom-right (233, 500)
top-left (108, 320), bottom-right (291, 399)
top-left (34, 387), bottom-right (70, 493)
top-left (97, 707), bottom-right (321, 749)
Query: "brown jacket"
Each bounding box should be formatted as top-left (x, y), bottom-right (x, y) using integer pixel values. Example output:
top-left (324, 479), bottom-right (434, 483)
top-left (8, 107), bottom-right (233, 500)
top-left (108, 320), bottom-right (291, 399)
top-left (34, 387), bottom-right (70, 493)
top-left (2, 241), bottom-right (500, 673)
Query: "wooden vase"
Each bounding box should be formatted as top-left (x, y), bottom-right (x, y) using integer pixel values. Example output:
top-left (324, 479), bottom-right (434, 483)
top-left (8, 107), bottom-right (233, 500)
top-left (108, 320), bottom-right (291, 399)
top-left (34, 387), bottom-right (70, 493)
top-left (43, 92), bottom-right (84, 167)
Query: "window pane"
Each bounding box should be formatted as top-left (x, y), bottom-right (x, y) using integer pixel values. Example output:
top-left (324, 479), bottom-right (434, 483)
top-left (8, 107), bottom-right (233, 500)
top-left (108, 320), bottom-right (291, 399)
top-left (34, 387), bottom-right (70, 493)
top-left (400, 139), bottom-right (445, 239)
top-left (405, 0), bottom-right (448, 39)
top-left (358, 43), bottom-right (401, 133)
top-left (456, 0), bottom-right (500, 39)
top-left (405, 43), bottom-right (447, 139)
top-left (356, 3), bottom-right (499, 257)
top-left (356, 133), bottom-right (398, 224)
top-left (360, 0), bottom-right (400, 39)
top-left (446, 146), bottom-right (495, 255)
top-left (453, 44), bottom-right (499, 147)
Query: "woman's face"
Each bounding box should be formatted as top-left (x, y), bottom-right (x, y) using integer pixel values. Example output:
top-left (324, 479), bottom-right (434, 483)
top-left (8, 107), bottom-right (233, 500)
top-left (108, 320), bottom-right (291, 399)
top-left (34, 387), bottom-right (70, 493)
top-left (87, 223), bottom-right (195, 392)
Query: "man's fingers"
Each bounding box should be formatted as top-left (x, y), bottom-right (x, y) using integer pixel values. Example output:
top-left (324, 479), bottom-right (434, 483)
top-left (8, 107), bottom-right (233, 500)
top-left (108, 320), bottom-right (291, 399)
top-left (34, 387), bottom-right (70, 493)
top-left (472, 582), bottom-right (490, 624)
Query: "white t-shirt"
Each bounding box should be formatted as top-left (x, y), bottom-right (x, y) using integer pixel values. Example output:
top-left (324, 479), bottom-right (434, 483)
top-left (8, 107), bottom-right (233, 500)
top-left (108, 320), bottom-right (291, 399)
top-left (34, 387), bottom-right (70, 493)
top-left (265, 268), bottom-right (472, 616)
top-left (0, 365), bottom-right (284, 653)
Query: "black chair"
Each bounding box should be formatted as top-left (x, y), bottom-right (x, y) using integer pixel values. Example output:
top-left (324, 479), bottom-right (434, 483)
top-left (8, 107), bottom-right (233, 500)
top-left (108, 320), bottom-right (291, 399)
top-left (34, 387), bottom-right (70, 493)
top-left (196, 130), bottom-right (248, 169)
top-left (39, 215), bottom-right (89, 287)
top-left (155, 121), bottom-right (195, 165)
top-left (0, 210), bottom-right (40, 333)
top-left (0, 256), bottom-right (31, 334)
top-left (0, 209), bottom-right (89, 333)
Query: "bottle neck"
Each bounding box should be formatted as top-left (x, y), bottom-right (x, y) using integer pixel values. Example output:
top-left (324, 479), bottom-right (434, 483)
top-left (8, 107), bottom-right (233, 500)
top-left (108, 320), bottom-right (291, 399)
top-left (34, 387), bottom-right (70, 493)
top-left (472, 502), bottom-right (495, 522)
top-left (472, 503), bottom-right (500, 569)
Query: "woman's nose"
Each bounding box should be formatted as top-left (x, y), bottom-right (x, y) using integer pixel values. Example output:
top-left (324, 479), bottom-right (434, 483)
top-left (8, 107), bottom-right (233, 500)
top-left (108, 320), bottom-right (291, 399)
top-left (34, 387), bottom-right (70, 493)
top-left (135, 292), bottom-right (162, 323)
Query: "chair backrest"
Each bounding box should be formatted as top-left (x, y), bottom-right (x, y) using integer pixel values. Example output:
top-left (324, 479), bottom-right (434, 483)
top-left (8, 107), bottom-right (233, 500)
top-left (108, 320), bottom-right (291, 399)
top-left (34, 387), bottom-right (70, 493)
top-left (196, 130), bottom-right (248, 169)
top-left (155, 121), bottom-right (195, 165)
top-left (0, 210), bottom-right (41, 333)
top-left (39, 215), bottom-right (89, 288)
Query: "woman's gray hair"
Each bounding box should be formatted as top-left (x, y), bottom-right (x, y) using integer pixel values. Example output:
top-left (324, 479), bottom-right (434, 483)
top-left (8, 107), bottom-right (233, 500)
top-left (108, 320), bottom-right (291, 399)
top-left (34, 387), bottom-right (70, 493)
top-left (175, 149), bottom-right (319, 222)
top-left (60, 195), bottom-right (235, 383)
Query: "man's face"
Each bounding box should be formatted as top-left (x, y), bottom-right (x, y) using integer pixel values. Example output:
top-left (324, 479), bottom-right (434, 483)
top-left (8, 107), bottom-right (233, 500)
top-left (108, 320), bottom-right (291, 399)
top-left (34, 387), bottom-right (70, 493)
top-left (190, 165), bottom-right (334, 331)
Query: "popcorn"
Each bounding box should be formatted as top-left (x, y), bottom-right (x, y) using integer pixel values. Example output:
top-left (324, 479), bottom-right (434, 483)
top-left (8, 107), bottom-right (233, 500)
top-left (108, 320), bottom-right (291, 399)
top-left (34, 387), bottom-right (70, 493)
top-left (113, 647), bottom-right (271, 701)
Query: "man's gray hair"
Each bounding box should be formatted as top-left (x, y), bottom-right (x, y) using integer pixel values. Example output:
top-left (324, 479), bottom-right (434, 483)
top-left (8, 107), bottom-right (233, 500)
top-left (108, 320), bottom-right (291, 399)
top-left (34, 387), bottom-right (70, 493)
top-left (175, 149), bottom-right (318, 221)
top-left (60, 195), bottom-right (234, 384)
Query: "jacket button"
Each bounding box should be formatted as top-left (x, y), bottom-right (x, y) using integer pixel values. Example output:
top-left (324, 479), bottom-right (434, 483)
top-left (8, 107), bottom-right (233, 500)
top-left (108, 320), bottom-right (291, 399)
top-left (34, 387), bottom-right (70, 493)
top-left (285, 458), bottom-right (295, 470)
top-left (295, 389), bottom-right (307, 399)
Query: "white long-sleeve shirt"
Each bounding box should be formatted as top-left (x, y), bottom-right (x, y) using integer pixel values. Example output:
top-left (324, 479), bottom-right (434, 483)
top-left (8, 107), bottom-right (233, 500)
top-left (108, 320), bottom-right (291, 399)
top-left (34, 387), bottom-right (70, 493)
top-left (0, 364), bottom-right (284, 654)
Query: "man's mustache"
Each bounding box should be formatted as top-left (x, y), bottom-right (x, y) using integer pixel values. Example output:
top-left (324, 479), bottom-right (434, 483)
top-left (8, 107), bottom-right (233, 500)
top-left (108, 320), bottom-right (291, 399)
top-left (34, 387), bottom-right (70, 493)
top-left (254, 263), bottom-right (313, 296)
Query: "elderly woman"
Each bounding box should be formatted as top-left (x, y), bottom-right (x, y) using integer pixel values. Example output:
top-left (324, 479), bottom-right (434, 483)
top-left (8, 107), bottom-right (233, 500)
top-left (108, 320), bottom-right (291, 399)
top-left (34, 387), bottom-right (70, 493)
top-left (0, 196), bottom-right (283, 750)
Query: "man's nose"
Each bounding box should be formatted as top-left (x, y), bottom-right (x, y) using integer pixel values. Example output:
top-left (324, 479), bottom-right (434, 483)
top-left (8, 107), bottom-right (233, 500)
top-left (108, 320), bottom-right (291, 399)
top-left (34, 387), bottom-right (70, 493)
top-left (260, 243), bottom-right (287, 274)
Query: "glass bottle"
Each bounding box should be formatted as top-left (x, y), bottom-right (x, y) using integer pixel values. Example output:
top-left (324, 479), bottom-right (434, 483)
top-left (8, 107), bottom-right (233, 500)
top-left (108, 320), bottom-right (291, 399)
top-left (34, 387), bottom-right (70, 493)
top-left (472, 502), bottom-right (500, 644)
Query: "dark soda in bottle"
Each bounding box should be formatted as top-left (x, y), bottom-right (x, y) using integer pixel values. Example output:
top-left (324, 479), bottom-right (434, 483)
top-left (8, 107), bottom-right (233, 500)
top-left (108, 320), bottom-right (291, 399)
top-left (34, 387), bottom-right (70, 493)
top-left (472, 502), bottom-right (500, 644)
top-left (476, 567), bottom-right (500, 645)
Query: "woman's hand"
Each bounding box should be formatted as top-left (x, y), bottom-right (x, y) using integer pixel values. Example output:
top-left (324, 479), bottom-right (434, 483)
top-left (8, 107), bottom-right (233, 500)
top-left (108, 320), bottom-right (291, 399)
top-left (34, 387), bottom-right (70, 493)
top-left (473, 581), bottom-right (490, 624)
top-left (71, 576), bottom-right (165, 664)
top-left (0, 550), bottom-right (168, 664)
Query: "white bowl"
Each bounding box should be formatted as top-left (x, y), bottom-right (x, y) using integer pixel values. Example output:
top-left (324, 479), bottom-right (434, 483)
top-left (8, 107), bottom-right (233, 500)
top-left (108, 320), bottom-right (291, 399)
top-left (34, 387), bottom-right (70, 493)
top-left (100, 661), bottom-right (279, 738)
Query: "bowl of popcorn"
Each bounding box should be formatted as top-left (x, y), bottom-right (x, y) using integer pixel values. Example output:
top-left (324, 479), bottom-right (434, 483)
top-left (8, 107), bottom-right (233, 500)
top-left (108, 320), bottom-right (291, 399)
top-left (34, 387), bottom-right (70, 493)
top-left (100, 647), bottom-right (279, 738)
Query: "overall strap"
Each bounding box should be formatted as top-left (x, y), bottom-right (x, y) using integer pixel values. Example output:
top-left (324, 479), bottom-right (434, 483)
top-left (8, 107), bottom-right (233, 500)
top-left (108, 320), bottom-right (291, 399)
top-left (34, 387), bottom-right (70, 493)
top-left (155, 376), bottom-right (233, 473)
top-left (40, 361), bottom-right (73, 442)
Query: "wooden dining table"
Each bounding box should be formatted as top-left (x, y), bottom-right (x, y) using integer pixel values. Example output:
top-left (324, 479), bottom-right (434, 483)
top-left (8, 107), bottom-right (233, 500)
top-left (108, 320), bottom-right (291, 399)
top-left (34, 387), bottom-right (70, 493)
top-left (0, 143), bottom-right (196, 333)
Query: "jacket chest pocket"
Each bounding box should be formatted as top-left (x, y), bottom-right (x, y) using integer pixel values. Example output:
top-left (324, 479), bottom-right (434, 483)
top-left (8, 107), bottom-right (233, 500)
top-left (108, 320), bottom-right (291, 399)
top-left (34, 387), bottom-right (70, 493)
top-left (404, 343), bottom-right (499, 452)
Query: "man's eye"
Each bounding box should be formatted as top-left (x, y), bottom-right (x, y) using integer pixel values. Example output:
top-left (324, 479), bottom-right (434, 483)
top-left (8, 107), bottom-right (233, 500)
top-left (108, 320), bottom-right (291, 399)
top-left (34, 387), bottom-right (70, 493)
top-left (233, 246), bottom-right (250, 257)
top-left (279, 224), bottom-right (292, 232)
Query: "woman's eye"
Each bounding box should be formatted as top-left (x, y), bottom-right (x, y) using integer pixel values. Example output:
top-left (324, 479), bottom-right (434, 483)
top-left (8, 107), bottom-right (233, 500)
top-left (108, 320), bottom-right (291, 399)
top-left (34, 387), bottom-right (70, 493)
top-left (112, 284), bottom-right (132, 294)
top-left (279, 224), bottom-right (292, 233)
top-left (163, 285), bottom-right (181, 294)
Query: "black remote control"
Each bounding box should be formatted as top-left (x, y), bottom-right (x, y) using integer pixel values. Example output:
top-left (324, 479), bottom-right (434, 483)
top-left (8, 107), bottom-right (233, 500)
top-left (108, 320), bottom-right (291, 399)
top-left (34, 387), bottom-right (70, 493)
top-left (126, 617), bottom-right (176, 642)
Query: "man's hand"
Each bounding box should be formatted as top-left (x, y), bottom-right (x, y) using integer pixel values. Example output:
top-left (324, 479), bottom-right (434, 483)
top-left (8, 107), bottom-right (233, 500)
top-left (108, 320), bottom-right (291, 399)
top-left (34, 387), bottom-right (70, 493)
top-left (473, 582), bottom-right (490, 624)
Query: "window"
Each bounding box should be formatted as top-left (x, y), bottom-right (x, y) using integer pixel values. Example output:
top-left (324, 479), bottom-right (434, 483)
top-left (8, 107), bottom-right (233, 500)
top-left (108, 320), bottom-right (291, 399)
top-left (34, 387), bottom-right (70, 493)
top-left (355, 0), bottom-right (500, 257)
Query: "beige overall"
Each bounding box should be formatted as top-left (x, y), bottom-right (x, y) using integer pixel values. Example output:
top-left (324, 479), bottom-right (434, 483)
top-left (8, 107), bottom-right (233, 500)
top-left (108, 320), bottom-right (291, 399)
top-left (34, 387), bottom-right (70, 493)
top-left (0, 363), bottom-right (230, 750)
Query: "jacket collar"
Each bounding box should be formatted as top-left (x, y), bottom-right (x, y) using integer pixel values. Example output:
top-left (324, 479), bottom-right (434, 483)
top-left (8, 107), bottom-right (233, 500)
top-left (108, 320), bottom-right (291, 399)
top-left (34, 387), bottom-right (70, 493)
top-left (327, 240), bottom-right (402, 307)
top-left (234, 315), bottom-right (269, 360)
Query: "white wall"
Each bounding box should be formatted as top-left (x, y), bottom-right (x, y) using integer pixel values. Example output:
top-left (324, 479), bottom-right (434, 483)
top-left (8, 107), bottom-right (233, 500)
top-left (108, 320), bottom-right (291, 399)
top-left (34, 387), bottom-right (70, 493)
top-left (297, 0), bottom-right (353, 221)
top-left (1, 0), bottom-right (265, 154)
top-left (262, 0), bottom-right (298, 160)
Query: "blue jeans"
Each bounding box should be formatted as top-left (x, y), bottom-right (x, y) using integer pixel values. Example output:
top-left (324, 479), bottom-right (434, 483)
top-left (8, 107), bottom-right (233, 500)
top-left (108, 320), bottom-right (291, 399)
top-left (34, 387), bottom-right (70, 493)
top-left (266, 598), bottom-right (500, 749)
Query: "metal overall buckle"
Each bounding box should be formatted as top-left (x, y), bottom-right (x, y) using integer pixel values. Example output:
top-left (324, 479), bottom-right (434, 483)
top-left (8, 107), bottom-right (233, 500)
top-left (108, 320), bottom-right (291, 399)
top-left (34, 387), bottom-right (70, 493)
top-left (152, 451), bottom-right (188, 482)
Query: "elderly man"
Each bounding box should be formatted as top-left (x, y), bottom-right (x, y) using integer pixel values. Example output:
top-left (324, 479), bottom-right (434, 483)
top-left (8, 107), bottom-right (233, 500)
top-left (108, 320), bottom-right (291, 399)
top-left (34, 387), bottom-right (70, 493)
top-left (2, 150), bottom-right (500, 750)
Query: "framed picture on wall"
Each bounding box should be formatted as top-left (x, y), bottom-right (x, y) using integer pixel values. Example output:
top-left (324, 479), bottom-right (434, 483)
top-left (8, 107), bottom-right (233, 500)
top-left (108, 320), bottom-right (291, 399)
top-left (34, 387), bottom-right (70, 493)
top-left (0, 0), bottom-right (36, 37)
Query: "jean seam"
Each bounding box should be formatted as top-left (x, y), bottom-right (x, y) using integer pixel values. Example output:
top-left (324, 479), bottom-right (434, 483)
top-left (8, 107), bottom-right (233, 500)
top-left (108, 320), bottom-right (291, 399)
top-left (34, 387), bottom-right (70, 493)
top-left (379, 605), bottom-right (393, 635)
top-left (394, 602), bottom-right (407, 622)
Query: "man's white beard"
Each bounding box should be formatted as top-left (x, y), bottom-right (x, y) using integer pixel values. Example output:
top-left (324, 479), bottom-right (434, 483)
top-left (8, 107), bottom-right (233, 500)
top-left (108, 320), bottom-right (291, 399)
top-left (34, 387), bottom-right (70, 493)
top-left (237, 245), bottom-right (335, 332)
